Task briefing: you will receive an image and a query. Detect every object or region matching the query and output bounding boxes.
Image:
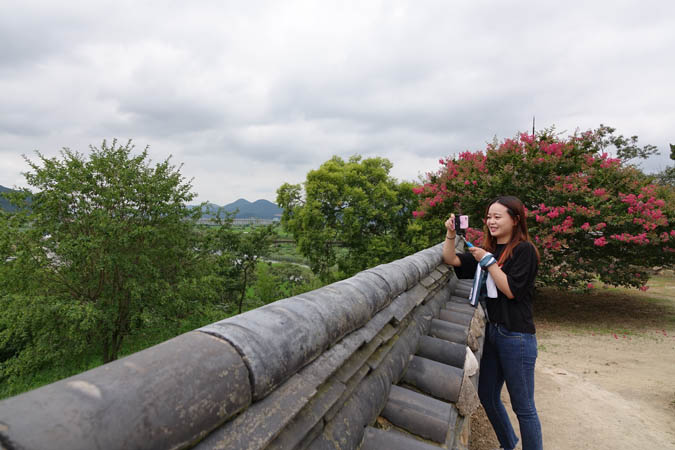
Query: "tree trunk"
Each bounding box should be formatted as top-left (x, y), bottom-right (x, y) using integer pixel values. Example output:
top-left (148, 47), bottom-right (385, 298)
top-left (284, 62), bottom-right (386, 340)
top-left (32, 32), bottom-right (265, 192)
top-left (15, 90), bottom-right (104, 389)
top-left (102, 337), bottom-right (112, 364)
top-left (238, 268), bottom-right (248, 314)
top-left (102, 289), bottom-right (130, 363)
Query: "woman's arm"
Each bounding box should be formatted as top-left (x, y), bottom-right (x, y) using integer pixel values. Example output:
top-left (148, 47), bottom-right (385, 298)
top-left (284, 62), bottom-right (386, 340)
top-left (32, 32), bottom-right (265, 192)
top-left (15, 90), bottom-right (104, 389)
top-left (485, 264), bottom-right (515, 299)
top-left (442, 214), bottom-right (462, 267)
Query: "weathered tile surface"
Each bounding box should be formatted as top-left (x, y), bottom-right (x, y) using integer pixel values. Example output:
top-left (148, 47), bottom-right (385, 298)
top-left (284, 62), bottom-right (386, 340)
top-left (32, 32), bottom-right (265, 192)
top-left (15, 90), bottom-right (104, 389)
top-left (0, 241), bottom-right (486, 450)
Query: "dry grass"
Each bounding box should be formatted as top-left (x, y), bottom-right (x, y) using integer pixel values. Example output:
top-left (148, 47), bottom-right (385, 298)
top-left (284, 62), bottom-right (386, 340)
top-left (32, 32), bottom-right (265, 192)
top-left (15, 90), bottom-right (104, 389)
top-left (535, 270), bottom-right (675, 336)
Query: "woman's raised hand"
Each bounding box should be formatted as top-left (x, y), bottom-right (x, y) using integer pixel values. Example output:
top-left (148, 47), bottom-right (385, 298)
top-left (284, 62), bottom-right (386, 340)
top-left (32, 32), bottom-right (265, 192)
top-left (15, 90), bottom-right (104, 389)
top-left (445, 214), bottom-right (456, 236)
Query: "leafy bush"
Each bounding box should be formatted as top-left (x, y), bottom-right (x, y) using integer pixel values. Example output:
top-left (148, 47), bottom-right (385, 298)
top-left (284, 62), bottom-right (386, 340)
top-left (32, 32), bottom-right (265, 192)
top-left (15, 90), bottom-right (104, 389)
top-left (243, 262), bottom-right (322, 309)
top-left (0, 294), bottom-right (101, 389)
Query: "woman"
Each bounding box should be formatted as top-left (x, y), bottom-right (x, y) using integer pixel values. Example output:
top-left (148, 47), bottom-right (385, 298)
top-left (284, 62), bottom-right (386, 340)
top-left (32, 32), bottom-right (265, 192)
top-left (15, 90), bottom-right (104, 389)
top-left (443, 196), bottom-right (543, 450)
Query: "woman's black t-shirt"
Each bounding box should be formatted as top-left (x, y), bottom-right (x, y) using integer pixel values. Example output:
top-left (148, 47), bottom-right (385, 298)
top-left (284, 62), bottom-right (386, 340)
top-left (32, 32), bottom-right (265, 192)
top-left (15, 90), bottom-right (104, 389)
top-left (455, 241), bottom-right (538, 334)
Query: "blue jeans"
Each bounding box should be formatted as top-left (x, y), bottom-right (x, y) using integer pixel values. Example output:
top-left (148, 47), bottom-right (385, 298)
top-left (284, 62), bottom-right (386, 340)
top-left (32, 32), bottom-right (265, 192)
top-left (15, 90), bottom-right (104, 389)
top-left (478, 323), bottom-right (543, 450)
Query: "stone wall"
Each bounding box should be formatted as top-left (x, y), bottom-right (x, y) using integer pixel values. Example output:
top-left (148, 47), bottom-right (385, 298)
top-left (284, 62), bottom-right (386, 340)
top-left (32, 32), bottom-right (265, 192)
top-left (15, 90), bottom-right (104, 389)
top-left (0, 239), bottom-right (485, 450)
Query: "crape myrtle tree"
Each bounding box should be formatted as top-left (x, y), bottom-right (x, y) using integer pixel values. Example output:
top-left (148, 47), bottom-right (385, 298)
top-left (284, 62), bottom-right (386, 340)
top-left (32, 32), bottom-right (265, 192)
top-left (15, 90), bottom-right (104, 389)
top-left (0, 140), bottom-right (202, 369)
top-left (277, 155), bottom-right (419, 281)
top-left (410, 125), bottom-right (674, 290)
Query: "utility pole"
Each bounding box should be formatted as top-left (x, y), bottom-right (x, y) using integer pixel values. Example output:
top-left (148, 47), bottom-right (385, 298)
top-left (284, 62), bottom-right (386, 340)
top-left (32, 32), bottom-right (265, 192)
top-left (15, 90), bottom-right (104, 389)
top-left (532, 116), bottom-right (535, 136)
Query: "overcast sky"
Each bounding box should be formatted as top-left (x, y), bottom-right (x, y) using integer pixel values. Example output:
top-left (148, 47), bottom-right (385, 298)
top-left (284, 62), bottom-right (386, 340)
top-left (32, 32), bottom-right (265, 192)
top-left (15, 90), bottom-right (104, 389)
top-left (1, 0), bottom-right (673, 205)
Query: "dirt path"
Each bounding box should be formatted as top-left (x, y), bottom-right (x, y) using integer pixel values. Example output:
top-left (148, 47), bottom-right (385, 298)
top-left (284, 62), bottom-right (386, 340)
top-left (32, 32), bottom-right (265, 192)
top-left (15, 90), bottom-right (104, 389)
top-left (470, 275), bottom-right (675, 450)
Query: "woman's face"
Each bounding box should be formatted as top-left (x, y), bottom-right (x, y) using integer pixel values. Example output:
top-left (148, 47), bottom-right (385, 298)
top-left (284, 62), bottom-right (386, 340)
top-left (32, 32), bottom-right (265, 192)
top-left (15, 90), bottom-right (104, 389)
top-left (486, 202), bottom-right (517, 244)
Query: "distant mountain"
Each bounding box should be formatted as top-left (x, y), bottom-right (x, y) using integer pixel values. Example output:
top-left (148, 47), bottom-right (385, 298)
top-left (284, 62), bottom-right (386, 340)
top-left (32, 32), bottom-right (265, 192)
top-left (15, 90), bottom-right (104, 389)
top-left (0, 185), bottom-right (281, 220)
top-left (0, 185), bottom-right (29, 212)
top-left (200, 198), bottom-right (283, 219)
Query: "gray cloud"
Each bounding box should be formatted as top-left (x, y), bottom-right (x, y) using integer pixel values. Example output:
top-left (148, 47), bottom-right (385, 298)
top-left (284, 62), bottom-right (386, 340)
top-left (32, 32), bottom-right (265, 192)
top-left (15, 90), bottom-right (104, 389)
top-left (1, 0), bottom-right (673, 203)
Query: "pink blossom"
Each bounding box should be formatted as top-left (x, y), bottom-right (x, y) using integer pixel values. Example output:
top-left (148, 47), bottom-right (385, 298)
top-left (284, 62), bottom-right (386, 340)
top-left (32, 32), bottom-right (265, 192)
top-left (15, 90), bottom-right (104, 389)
top-left (519, 133), bottom-right (534, 144)
top-left (552, 216), bottom-right (575, 234)
top-left (541, 142), bottom-right (564, 157)
top-left (594, 237), bottom-right (608, 247)
top-left (466, 227), bottom-right (484, 245)
top-left (600, 157), bottom-right (621, 168)
top-left (639, 286), bottom-right (649, 292)
top-left (587, 283), bottom-right (594, 289)
top-left (609, 232), bottom-right (649, 245)
top-left (581, 222), bottom-right (591, 231)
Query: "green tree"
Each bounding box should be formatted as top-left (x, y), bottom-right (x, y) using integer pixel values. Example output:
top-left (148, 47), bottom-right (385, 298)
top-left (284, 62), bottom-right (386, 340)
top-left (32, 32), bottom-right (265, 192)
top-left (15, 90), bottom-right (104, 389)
top-left (249, 263), bottom-right (278, 305)
top-left (655, 143), bottom-right (675, 186)
top-left (277, 155), bottom-right (419, 280)
top-left (207, 217), bottom-right (274, 313)
top-left (246, 262), bottom-right (322, 308)
top-left (231, 226), bottom-right (274, 313)
top-left (1, 140), bottom-right (201, 364)
top-left (412, 125), bottom-right (674, 290)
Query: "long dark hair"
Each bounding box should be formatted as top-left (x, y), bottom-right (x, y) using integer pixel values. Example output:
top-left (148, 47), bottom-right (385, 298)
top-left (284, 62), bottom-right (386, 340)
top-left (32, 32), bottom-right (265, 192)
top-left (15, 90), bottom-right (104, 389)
top-left (481, 195), bottom-right (540, 264)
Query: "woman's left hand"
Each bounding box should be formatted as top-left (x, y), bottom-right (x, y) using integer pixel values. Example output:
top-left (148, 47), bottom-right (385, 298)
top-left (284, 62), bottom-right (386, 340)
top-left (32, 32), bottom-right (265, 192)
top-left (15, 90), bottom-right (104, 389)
top-left (468, 246), bottom-right (487, 262)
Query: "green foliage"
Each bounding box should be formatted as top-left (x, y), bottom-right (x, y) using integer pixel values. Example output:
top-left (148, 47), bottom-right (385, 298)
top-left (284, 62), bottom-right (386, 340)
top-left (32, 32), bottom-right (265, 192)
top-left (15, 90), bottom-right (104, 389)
top-left (657, 166), bottom-right (675, 186)
top-left (277, 155), bottom-right (419, 280)
top-left (413, 125), bottom-right (674, 290)
top-left (249, 263), bottom-right (278, 304)
top-left (655, 144), bottom-right (675, 186)
top-left (0, 292), bottom-right (227, 399)
top-left (0, 294), bottom-right (100, 383)
top-left (591, 124), bottom-right (659, 162)
top-left (243, 262), bottom-right (322, 310)
top-left (0, 185), bottom-right (30, 213)
top-left (1, 139), bottom-right (201, 372)
top-left (205, 213), bottom-right (275, 313)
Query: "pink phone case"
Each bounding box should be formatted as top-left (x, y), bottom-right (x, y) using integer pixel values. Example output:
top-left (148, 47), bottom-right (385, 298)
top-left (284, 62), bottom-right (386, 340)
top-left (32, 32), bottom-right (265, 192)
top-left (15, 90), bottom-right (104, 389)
top-left (459, 215), bottom-right (469, 229)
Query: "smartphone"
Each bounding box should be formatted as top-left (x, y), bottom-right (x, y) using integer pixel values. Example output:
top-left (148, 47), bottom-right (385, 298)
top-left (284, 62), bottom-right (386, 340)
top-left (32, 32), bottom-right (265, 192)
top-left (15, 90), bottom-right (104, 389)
top-left (454, 215), bottom-right (469, 231)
